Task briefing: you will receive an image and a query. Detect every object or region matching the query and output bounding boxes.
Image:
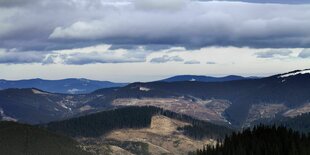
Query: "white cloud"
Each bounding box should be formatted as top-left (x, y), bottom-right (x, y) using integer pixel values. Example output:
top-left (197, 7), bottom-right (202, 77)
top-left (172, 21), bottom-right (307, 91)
top-left (134, 0), bottom-right (189, 11)
top-left (298, 49), bottom-right (310, 58)
top-left (254, 49), bottom-right (293, 58)
top-left (0, 49), bottom-right (46, 64)
top-left (184, 60), bottom-right (200, 64)
top-left (206, 61), bottom-right (216, 64)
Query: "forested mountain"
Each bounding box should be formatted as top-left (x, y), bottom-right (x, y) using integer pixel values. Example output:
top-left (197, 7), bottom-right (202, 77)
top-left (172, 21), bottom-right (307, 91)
top-left (193, 125), bottom-right (310, 155)
top-left (93, 69), bottom-right (310, 126)
top-left (46, 106), bottom-right (233, 139)
top-left (0, 69), bottom-right (309, 127)
top-left (160, 75), bottom-right (249, 82)
top-left (0, 88), bottom-right (114, 124)
top-left (0, 121), bottom-right (90, 155)
top-left (268, 113), bottom-right (310, 133)
top-left (0, 78), bottom-right (127, 94)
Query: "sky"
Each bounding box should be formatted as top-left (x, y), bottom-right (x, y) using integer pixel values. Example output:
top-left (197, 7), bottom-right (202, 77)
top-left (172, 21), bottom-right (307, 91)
top-left (0, 0), bottom-right (310, 82)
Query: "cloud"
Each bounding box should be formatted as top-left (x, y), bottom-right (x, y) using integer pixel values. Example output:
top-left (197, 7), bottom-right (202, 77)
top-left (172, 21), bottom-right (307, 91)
top-left (0, 0), bottom-right (38, 7)
top-left (150, 55), bottom-right (184, 63)
top-left (184, 60), bottom-right (200, 64)
top-left (254, 49), bottom-right (293, 58)
top-left (44, 45), bottom-right (148, 65)
top-left (48, 1), bottom-right (310, 49)
top-left (62, 51), bottom-right (146, 65)
top-left (206, 61), bottom-right (216, 64)
top-left (0, 49), bottom-right (46, 64)
top-left (0, 44), bottom-right (148, 65)
top-left (0, 0), bottom-right (310, 58)
top-left (199, 0), bottom-right (310, 4)
top-left (298, 49), bottom-right (310, 58)
top-left (134, 0), bottom-right (189, 11)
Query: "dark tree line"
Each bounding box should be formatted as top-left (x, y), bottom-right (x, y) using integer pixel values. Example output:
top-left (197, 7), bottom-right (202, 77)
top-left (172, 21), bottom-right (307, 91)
top-left (192, 125), bottom-right (310, 155)
top-left (273, 113), bottom-right (310, 133)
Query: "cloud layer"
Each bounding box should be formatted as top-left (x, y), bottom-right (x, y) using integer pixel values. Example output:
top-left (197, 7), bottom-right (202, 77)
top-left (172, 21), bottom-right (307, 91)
top-left (0, 0), bottom-right (310, 66)
top-left (1, 0), bottom-right (310, 54)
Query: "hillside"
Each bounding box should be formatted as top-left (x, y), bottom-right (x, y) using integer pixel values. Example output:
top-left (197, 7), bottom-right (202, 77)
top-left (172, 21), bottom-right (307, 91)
top-left (93, 69), bottom-right (310, 126)
top-left (81, 115), bottom-right (216, 154)
top-left (46, 106), bottom-right (232, 139)
top-left (45, 106), bottom-right (233, 154)
top-left (0, 121), bottom-right (90, 155)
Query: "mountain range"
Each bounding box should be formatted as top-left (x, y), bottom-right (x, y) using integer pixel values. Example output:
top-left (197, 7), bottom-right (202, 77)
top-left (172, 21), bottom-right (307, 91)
top-left (0, 69), bottom-right (310, 154)
top-left (0, 78), bottom-right (127, 94)
top-left (160, 75), bottom-right (257, 82)
top-left (0, 69), bottom-right (309, 126)
top-left (0, 75), bottom-right (256, 94)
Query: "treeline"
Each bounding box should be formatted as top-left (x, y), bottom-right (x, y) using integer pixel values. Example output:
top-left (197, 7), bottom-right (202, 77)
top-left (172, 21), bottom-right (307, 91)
top-left (178, 123), bottom-right (231, 140)
top-left (193, 125), bottom-right (310, 155)
top-left (274, 113), bottom-right (310, 133)
top-left (46, 106), bottom-right (232, 139)
top-left (46, 106), bottom-right (157, 137)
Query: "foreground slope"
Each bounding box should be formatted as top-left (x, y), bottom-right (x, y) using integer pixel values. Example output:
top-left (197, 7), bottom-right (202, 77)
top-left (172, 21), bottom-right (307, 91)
top-left (194, 125), bottom-right (310, 155)
top-left (0, 121), bottom-right (90, 155)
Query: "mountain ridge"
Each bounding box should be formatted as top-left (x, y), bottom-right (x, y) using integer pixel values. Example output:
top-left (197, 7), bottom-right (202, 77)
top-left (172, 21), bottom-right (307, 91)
top-left (0, 78), bottom-right (127, 94)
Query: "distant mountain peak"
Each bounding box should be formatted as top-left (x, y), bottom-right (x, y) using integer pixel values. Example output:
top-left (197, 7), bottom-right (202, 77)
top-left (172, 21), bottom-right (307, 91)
top-left (278, 69), bottom-right (310, 78)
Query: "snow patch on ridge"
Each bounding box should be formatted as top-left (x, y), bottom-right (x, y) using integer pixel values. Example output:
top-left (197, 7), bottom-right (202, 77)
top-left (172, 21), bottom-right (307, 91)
top-left (139, 87), bottom-right (151, 91)
top-left (32, 89), bottom-right (50, 95)
top-left (190, 78), bottom-right (196, 81)
top-left (278, 69), bottom-right (310, 78)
